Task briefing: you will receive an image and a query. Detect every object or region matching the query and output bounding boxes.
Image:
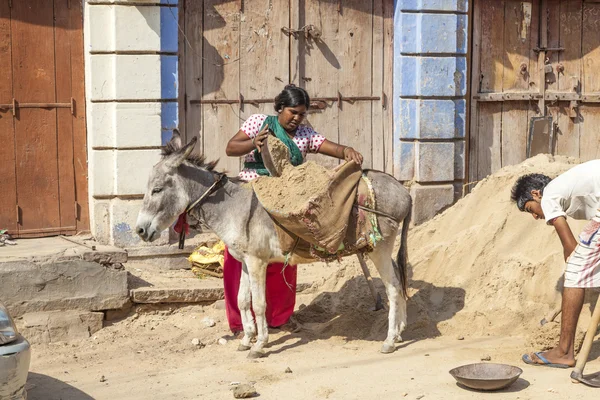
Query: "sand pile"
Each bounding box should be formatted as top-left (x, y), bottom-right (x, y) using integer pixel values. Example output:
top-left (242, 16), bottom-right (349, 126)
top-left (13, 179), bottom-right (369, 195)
top-left (296, 154), bottom-right (597, 347)
top-left (406, 154), bottom-right (599, 343)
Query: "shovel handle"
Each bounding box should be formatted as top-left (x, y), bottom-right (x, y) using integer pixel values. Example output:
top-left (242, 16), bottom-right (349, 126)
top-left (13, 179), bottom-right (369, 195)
top-left (573, 298), bottom-right (600, 375)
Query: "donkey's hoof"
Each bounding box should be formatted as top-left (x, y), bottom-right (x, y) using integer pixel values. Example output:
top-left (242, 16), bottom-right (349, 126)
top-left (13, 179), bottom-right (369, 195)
top-left (237, 344), bottom-right (251, 352)
top-left (247, 350), bottom-right (265, 359)
top-left (380, 343), bottom-right (396, 354)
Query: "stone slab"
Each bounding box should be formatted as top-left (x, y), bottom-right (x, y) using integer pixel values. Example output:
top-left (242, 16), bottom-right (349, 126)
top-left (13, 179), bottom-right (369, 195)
top-left (0, 236), bottom-right (127, 265)
top-left (127, 260), bottom-right (336, 304)
top-left (17, 311), bottom-right (104, 344)
top-left (410, 184), bottom-right (455, 224)
top-left (0, 260), bottom-right (128, 317)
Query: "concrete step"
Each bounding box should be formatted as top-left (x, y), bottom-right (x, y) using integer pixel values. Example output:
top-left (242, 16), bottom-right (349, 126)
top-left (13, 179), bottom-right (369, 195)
top-left (126, 261), bottom-right (337, 305)
top-left (0, 237), bottom-right (129, 317)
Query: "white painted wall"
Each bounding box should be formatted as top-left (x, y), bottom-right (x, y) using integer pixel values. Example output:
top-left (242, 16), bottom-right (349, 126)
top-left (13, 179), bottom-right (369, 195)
top-left (84, 0), bottom-right (174, 247)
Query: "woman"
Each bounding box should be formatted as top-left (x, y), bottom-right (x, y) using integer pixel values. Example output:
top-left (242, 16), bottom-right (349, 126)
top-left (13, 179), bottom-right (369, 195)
top-left (223, 84), bottom-right (363, 333)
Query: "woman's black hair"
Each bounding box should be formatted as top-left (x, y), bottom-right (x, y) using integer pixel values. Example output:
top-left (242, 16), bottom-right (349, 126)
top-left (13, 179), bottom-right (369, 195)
top-left (510, 173), bottom-right (552, 211)
top-left (274, 84), bottom-right (310, 112)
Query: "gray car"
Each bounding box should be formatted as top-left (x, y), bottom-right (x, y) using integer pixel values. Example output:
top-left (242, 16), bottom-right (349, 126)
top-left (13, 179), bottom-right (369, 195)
top-left (0, 303), bottom-right (30, 400)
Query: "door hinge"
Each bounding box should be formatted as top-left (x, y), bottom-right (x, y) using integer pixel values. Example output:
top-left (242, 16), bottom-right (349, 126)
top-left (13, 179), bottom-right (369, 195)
top-left (8, 0), bottom-right (12, 9)
top-left (16, 205), bottom-right (20, 225)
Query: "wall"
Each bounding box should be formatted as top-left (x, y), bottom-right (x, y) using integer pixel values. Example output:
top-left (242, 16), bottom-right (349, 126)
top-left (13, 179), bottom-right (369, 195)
top-left (84, 0), bottom-right (179, 246)
top-left (393, 0), bottom-right (468, 224)
top-left (83, 0), bottom-right (469, 246)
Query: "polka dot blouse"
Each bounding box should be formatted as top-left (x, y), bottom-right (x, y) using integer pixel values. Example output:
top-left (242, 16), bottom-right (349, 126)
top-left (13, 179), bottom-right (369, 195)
top-left (238, 114), bottom-right (326, 181)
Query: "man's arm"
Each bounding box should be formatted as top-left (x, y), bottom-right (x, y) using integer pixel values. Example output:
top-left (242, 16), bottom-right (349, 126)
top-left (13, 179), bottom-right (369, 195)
top-left (550, 216), bottom-right (578, 261)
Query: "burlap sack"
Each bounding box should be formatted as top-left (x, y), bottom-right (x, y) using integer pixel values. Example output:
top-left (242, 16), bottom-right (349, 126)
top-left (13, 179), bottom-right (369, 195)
top-left (253, 159), bottom-right (362, 254)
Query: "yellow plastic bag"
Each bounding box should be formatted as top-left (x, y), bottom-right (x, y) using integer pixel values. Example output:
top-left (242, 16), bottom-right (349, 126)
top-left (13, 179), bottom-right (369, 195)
top-left (189, 241), bottom-right (225, 278)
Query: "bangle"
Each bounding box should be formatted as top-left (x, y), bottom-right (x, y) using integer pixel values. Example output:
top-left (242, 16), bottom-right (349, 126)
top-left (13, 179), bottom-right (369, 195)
top-left (252, 137), bottom-right (256, 146)
top-left (342, 146), bottom-right (350, 157)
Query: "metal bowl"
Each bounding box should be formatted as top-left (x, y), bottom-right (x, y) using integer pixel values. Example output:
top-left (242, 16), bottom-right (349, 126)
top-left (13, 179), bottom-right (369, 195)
top-left (449, 363), bottom-right (523, 391)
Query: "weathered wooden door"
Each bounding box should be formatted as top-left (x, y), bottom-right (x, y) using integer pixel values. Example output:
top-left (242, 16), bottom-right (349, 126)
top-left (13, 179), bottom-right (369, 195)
top-left (0, 0), bottom-right (89, 238)
top-left (180, 0), bottom-right (393, 175)
top-left (469, 0), bottom-right (600, 183)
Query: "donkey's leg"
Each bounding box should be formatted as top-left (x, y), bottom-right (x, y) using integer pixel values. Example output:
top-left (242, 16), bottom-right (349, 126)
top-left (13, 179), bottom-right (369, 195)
top-left (391, 258), bottom-right (407, 342)
top-left (368, 240), bottom-right (403, 354)
top-left (245, 256), bottom-right (269, 359)
top-left (238, 261), bottom-right (255, 351)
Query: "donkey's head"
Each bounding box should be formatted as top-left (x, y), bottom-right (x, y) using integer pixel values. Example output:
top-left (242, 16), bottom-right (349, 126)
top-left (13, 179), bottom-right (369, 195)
top-left (135, 130), bottom-right (211, 242)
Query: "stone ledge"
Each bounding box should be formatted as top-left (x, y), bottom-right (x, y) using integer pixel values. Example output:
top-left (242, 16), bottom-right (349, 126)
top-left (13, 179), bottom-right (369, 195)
top-left (130, 282), bottom-right (313, 305)
top-left (1, 260), bottom-right (129, 317)
top-left (131, 287), bottom-right (224, 304)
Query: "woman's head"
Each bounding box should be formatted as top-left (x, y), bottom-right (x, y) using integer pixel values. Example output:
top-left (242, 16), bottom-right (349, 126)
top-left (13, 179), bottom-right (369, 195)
top-left (275, 85), bottom-right (310, 132)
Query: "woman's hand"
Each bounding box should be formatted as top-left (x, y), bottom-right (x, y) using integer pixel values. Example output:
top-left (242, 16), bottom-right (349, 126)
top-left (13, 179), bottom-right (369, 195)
top-left (253, 124), bottom-right (270, 153)
top-left (343, 147), bottom-right (363, 165)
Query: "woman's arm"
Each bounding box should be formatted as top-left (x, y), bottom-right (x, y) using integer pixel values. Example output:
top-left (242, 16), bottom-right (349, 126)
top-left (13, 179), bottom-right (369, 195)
top-left (225, 124), bottom-right (270, 157)
top-left (317, 139), bottom-right (363, 165)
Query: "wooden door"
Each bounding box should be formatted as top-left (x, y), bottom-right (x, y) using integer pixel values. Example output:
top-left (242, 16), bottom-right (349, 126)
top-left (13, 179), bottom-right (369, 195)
top-left (469, 0), bottom-right (600, 183)
top-left (0, 0), bottom-right (89, 238)
top-left (180, 0), bottom-right (393, 175)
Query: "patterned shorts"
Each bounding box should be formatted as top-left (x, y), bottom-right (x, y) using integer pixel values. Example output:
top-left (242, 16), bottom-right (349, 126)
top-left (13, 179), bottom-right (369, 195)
top-left (564, 217), bottom-right (600, 288)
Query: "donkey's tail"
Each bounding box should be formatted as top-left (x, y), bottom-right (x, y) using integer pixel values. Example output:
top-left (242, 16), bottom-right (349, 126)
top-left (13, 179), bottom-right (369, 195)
top-left (395, 201), bottom-right (411, 300)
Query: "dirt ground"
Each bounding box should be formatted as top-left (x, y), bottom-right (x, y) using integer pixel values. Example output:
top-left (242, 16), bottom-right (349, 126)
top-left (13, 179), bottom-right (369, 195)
top-left (26, 265), bottom-right (600, 400)
top-left (25, 155), bottom-right (600, 399)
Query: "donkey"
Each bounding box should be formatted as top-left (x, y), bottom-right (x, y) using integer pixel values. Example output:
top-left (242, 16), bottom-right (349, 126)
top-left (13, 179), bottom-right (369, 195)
top-left (136, 131), bottom-right (412, 358)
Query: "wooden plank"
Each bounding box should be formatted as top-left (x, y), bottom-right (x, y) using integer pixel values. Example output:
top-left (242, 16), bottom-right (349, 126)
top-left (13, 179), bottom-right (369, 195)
top-left (371, 0), bottom-right (384, 172)
top-left (558, 0), bottom-right (582, 92)
top-left (291, 0), bottom-right (340, 170)
top-left (12, 0), bottom-right (60, 235)
top-left (469, 0), bottom-right (482, 183)
top-left (479, 0), bottom-right (505, 92)
top-left (502, 0), bottom-right (531, 91)
top-left (0, 0), bottom-right (17, 233)
top-left (501, 102), bottom-right (529, 166)
top-left (582, 1), bottom-right (600, 93)
top-left (202, 0), bottom-right (241, 174)
top-left (69, 0), bottom-right (90, 232)
top-left (477, 103), bottom-right (503, 179)
top-left (238, 0), bottom-right (289, 172)
top-left (526, 0), bottom-right (544, 159)
top-left (546, 0), bottom-right (561, 93)
top-left (548, 0), bottom-right (580, 158)
top-left (528, 0), bottom-right (542, 95)
top-left (55, 0), bottom-right (76, 234)
top-left (184, 0), bottom-right (203, 148)
top-left (580, 1), bottom-right (600, 160)
top-left (383, 0), bottom-right (393, 176)
top-left (239, 0), bottom-right (288, 118)
top-left (337, 0), bottom-right (373, 168)
top-left (579, 105), bottom-right (600, 160)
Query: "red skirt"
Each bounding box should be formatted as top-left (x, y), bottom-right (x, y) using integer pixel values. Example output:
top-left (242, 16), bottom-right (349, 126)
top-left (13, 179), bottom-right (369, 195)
top-left (223, 248), bottom-right (297, 332)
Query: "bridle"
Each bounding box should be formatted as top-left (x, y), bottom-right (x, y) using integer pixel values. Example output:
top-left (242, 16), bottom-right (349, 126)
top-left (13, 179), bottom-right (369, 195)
top-left (177, 172), bottom-right (227, 249)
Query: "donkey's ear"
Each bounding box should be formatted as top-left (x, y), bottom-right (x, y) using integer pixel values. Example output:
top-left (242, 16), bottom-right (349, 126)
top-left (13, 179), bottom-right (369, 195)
top-left (166, 136), bottom-right (198, 170)
top-left (168, 128), bottom-right (183, 150)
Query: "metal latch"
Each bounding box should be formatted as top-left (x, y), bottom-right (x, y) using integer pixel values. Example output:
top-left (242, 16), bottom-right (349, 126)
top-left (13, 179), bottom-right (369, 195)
top-left (281, 25), bottom-right (322, 40)
top-left (569, 100), bottom-right (579, 119)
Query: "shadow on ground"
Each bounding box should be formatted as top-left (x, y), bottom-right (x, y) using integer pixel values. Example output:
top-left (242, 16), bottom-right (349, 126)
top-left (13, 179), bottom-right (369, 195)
top-left (27, 372), bottom-right (94, 400)
top-left (267, 264), bottom-right (466, 355)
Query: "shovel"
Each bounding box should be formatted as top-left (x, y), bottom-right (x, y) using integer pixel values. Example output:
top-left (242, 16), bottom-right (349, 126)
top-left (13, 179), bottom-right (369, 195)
top-left (570, 299), bottom-right (600, 387)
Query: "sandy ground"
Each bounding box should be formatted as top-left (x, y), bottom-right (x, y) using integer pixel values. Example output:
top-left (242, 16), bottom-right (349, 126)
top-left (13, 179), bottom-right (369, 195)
top-left (26, 285), bottom-right (600, 400)
top-left (24, 155), bottom-right (600, 399)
